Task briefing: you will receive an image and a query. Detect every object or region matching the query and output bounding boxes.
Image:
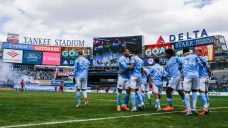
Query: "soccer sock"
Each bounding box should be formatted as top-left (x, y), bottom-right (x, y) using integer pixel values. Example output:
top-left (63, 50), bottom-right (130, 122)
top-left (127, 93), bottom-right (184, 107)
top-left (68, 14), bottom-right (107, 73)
top-left (184, 93), bottom-right (191, 112)
top-left (155, 99), bottom-right (160, 108)
top-left (192, 92), bottom-right (198, 110)
top-left (117, 93), bottom-right (121, 107)
top-left (200, 93), bottom-right (208, 111)
top-left (131, 92), bottom-right (136, 108)
top-left (76, 91), bottom-right (80, 105)
top-left (82, 91), bottom-right (88, 102)
top-left (167, 98), bottom-right (172, 107)
top-left (205, 93), bottom-right (209, 107)
top-left (146, 92), bottom-right (151, 100)
top-left (137, 92), bottom-right (144, 106)
top-left (123, 93), bottom-right (129, 106)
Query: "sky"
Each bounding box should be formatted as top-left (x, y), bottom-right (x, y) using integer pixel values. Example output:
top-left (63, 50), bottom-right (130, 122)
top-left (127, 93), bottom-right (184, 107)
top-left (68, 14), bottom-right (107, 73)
top-left (0, 0), bottom-right (228, 47)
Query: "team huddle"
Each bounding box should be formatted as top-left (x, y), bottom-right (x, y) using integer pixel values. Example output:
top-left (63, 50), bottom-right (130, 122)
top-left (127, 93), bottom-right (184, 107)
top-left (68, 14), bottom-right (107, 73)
top-left (116, 48), bottom-right (210, 115)
top-left (73, 47), bottom-right (210, 116)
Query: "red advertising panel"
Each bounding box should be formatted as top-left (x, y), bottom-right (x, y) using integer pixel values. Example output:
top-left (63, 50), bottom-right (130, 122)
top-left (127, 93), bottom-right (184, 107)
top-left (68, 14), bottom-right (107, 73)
top-left (42, 52), bottom-right (61, 65)
top-left (144, 43), bottom-right (174, 58)
top-left (33, 46), bottom-right (61, 52)
top-left (195, 45), bottom-right (214, 61)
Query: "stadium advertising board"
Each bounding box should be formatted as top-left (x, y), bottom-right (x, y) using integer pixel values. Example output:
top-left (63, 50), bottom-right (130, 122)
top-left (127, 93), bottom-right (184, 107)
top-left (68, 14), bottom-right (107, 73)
top-left (33, 45), bottom-right (61, 52)
top-left (22, 51), bottom-right (42, 65)
top-left (61, 47), bottom-right (91, 66)
top-left (3, 49), bottom-right (23, 63)
top-left (93, 35), bottom-right (143, 67)
top-left (7, 33), bottom-right (19, 43)
top-left (169, 29), bottom-right (208, 42)
top-left (42, 52), bottom-right (61, 65)
top-left (3, 42), bottom-right (33, 51)
top-left (144, 43), bottom-right (174, 65)
top-left (175, 36), bottom-right (214, 49)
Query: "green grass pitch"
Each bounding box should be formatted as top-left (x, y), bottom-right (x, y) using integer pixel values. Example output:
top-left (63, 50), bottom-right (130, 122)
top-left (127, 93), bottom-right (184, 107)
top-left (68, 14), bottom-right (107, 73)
top-left (0, 91), bottom-right (228, 128)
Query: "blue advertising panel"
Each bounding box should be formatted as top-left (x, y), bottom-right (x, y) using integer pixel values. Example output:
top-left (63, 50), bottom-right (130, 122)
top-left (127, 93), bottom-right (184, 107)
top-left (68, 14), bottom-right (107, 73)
top-left (22, 51), bottom-right (42, 64)
top-left (175, 36), bottom-right (214, 49)
top-left (61, 58), bottom-right (93, 66)
top-left (3, 42), bottom-right (33, 50)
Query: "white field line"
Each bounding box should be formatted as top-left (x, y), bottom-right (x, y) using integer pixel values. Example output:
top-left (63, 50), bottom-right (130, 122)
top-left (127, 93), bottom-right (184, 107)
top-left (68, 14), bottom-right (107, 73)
top-left (1, 107), bottom-right (228, 128)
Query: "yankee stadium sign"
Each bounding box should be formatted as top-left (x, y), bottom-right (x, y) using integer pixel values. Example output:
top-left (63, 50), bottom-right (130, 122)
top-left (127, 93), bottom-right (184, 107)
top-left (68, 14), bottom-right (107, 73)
top-left (22, 37), bottom-right (85, 47)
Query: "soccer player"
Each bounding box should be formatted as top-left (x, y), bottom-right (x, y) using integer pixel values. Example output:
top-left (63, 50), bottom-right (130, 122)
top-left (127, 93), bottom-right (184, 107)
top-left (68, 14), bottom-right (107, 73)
top-left (117, 49), bottom-right (131, 112)
top-left (20, 79), bottom-right (25, 93)
top-left (59, 81), bottom-right (64, 93)
top-left (181, 47), bottom-right (203, 115)
top-left (163, 49), bottom-right (185, 111)
top-left (195, 49), bottom-right (210, 115)
top-left (149, 58), bottom-right (167, 111)
top-left (141, 68), bottom-right (152, 105)
top-left (74, 50), bottom-right (90, 108)
top-left (129, 49), bottom-right (145, 112)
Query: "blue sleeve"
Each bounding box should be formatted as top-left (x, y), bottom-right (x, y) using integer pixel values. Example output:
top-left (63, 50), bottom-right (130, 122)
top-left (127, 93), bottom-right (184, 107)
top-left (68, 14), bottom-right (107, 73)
top-left (119, 57), bottom-right (130, 69)
top-left (130, 57), bottom-right (135, 64)
top-left (177, 58), bottom-right (182, 71)
top-left (196, 56), bottom-right (204, 67)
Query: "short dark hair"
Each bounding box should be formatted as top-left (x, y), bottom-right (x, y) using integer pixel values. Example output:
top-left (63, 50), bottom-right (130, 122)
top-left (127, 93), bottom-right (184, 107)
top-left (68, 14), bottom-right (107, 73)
top-left (183, 47), bottom-right (190, 54)
top-left (154, 57), bottom-right (159, 63)
top-left (165, 49), bottom-right (174, 56)
top-left (133, 49), bottom-right (139, 55)
top-left (78, 50), bottom-right (83, 55)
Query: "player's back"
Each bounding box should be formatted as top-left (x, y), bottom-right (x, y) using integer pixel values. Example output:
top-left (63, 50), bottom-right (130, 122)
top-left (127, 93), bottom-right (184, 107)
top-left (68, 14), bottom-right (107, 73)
top-left (199, 56), bottom-right (209, 78)
top-left (181, 54), bottom-right (201, 79)
top-left (149, 64), bottom-right (165, 86)
top-left (130, 56), bottom-right (144, 77)
top-left (166, 56), bottom-right (181, 78)
top-left (74, 57), bottom-right (90, 79)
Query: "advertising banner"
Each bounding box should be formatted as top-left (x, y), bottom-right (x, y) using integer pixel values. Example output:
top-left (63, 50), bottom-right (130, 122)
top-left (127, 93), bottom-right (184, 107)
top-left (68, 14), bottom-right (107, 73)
top-left (42, 52), bottom-right (61, 65)
top-left (22, 51), bottom-right (42, 64)
top-left (175, 36), bottom-right (214, 49)
top-left (144, 43), bottom-right (174, 58)
top-left (3, 42), bottom-right (33, 50)
top-left (93, 36), bottom-right (143, 67)
top-left (33, 45), bottom-right (61, 52)
top-left (3, 49), bottom-right (23, 63)
top-left (61, 47), bottom-right (91, 66)
top-left (7, 33), bottom-right (19, 43)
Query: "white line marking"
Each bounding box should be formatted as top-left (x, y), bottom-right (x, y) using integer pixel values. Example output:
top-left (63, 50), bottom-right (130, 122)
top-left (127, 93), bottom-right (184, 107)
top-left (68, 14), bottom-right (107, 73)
top-left (1, 106), bottom-right (228, 128)
top-left (0, 112), bottom-right (173, 128)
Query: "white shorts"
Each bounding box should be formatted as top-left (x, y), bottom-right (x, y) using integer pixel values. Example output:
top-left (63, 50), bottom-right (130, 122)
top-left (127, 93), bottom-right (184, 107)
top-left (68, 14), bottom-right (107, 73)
top-left (76, 78), bottom-right (88, 90)
top-left (153, 84), bottom-right (163, 94)
top-left (140, 83), bottom-right (149, 92)
top-left (183, 78), bottom-right (200, 92)
top-left (168, 76), bottom-right (183, 90)
top-left (117, 76), bottom-right (130, 90)
top-left (199, 78), bottom-right (209, 92)
top-left (130, 76), bottom-right (142, 89)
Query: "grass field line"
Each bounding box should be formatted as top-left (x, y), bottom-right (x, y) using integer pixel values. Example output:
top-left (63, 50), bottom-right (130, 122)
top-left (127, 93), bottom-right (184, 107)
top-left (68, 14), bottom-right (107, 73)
top-left (1, 107), bottom-right (228, 128)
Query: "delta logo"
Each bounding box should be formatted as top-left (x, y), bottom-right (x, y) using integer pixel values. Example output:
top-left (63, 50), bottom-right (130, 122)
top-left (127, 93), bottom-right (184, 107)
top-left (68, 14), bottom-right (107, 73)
top-left (7, 51), bottom-right (19, 58)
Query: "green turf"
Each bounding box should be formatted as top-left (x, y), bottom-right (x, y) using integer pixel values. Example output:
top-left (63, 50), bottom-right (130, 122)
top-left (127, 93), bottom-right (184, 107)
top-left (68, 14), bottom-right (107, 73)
top-left (0, 91), bottom-right (228, 128)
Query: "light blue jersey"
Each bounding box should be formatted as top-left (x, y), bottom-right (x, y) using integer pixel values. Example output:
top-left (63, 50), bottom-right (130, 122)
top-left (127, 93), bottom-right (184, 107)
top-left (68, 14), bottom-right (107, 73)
top-left (142, 69), bottom-right (149, 84)
top-left (149, 64), bottom-right (167, 86)
top-left (130, 56), bottom-right (144, 77)
top-left (199, 56), bottom-right (209, 78)
top-left (74, 57), bottom-right (90, 79)
top-left (180, 54), bottom-right (202, 79)
top-left (166, 56), bottom-right (181, 78)
top-left (118, 55), bottom-right (130, 79)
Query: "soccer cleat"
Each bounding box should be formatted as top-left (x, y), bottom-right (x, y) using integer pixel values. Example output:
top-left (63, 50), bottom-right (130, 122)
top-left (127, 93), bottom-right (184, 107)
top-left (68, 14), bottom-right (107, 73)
top-left (121, 105), bottom-right (130, 111)
top-left (162, 106), bottom-right (174, 111)
top-left (183, 108), bottom-right (192, 113)
top-left (75, 104), bottom-right (80, 108)
top-left (117, 106), bottom-right (121, 112)
top-left (186, 111), bottom-right (192, 116)
top-left (192, 109), bottom-right (199, 114)
top-left (131, 107), bottom-right (137, 112)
